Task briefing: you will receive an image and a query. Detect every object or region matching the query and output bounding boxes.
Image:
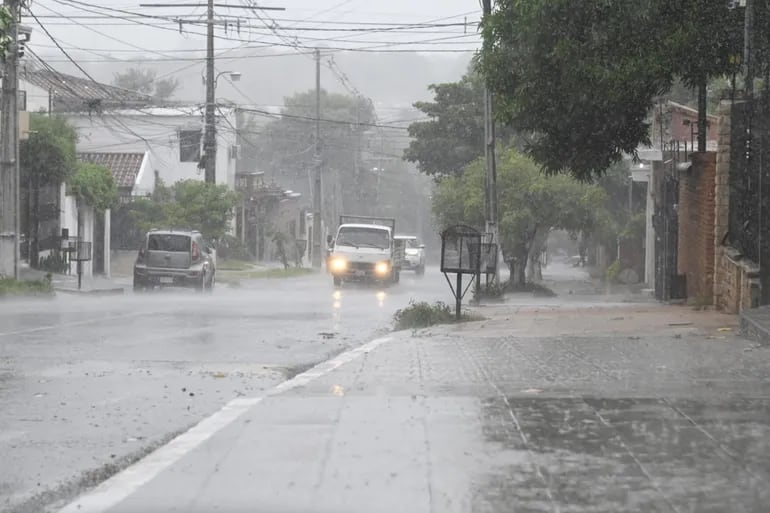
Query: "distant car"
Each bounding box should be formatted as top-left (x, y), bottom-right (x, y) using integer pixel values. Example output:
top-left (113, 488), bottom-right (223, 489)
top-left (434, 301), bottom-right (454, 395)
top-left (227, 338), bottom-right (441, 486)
top-left (133, 229), bottom-right (216, 292)
top-left (394, 235), bottom-right (425, 275)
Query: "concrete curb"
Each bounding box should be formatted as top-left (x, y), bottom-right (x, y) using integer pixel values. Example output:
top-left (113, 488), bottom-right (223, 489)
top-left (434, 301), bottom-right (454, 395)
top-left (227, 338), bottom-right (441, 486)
top-left (54, 287), bottom-right (126, 296)
top-left (739, 312), bottom-right (770, 347)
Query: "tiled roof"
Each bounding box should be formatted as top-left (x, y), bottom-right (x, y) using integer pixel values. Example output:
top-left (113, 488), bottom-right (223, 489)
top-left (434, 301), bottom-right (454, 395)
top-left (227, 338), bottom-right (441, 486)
top-left (22, 69), bottom-right (153, 112)
top-left (78, 152), bottom-right (145, 189)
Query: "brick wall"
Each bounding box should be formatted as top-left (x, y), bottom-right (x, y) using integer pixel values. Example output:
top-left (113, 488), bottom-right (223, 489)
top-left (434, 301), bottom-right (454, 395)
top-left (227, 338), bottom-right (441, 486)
top-left (677, 151), bottom-right (717, 302)
top-left (713, 101), bottom-right (761, 313)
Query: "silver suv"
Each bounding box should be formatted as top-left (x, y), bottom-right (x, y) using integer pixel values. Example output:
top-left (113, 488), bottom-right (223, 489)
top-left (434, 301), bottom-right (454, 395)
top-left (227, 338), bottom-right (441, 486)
top-left (133, 229), bottom-right (216, 292)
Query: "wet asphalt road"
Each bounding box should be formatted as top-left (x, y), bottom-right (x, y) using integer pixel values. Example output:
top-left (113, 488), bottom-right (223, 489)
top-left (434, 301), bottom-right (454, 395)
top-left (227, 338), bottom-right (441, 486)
top-left (4, 263), bottom-right (770, 513)
top-left (0, 268), bottom-right (447, 513)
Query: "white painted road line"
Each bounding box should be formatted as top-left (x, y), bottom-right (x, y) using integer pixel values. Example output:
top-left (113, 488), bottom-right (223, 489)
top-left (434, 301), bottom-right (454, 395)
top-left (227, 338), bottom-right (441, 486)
top-left (57, 336), bottom-right (393, 513)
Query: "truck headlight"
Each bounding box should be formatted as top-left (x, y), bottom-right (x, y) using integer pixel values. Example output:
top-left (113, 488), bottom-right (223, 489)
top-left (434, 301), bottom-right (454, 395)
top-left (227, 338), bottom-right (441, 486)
top-left (375, 261), bottom-right (390, 275)
top-left (330, 257), bottom-right (347, 272)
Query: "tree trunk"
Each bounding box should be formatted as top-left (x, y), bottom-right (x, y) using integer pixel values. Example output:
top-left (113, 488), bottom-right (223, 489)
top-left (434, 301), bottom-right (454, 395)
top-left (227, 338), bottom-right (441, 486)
top-left (527, 228), bottom-right (549, 282)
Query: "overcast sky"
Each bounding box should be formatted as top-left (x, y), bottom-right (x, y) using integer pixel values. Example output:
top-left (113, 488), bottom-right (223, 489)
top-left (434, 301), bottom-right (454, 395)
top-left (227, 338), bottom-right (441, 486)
top-left (24, 1), bottom-right (482, 59)
top-left (21, 1), bottom-right (481, 108)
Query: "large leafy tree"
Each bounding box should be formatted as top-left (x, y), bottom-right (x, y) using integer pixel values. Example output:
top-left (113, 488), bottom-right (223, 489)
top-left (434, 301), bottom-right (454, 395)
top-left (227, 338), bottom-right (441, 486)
top-left (404, 67), bottom-right (522, 178)
top-left (113, 67), bottom-right (179, 102)
top-left (20, 115), bottom-right (78, 267)
top-left (404, 71), bottom-right (485, 178)
top-left (433, 147), bottom-right (607, 285)
top-left (69, 163), bottom-right (118, 212)
top-left (242, 90), bottom-right (376, 215)
top-left (0, 6), bottom-right (12, 59)
top-left (479, 0), bottom-right (743, 181)
top-left (117, 180), bottom-right (239, 247)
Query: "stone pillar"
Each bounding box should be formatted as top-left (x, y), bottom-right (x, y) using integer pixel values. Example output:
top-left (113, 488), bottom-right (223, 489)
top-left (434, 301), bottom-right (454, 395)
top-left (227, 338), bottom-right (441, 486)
top-left (713, 101), bottom-right (732, 308)
top-left (645, 178), bottom-right (655, 289)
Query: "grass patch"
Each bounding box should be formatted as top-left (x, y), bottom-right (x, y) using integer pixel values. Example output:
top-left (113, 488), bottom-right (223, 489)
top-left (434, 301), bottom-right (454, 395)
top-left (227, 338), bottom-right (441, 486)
top-left (393, 300), bottom-right (483, 331)
top-left (217, 259), bottom-right (257, 271)
top-left (218, 267), bottom-right (313, 284)
top-left (0, 275), bottom-right (55, 298)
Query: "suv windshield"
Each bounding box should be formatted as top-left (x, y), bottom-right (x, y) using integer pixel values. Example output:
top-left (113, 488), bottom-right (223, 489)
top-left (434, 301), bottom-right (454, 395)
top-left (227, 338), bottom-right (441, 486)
top-left (337, 228), bottom-right (389, 249)
top-left (148, 234), bottom-right (191, 252)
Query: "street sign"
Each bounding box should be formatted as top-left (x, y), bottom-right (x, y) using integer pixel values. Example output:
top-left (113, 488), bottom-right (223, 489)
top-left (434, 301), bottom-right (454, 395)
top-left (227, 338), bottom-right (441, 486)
top-left (440, 225), bottom-right (481, 319)
top-left (440, 224), bottom-right (481, 275)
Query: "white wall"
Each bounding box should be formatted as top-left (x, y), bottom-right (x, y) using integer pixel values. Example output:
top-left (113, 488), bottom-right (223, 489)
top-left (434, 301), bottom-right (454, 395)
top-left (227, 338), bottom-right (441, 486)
top-left (64, 107), bottom-right (238, 190)
top-left (17, 78), bottom-right (50, 113)
top-left (133, 151), bottom-right (154, 197)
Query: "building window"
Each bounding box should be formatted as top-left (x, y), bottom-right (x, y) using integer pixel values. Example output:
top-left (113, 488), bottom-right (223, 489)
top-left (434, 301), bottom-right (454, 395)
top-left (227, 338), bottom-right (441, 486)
top-left (179, 129), bottom-right (201, 162)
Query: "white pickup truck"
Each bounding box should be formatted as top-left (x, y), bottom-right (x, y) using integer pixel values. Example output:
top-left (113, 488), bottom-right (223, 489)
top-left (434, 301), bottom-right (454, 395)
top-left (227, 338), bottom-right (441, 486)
top-left (327, 215), bottom-right (404, 287)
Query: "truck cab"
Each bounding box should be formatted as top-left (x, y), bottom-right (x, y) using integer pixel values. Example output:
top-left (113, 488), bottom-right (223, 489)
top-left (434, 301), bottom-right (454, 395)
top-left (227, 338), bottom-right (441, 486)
top-left (328, 216), bottom-right (402, 286)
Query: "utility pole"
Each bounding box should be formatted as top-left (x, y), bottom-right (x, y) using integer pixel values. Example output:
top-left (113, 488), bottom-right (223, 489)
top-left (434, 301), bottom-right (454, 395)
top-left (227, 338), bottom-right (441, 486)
top-left (482, 0), bottom-right (500, 283)
top-left (139, 2), bottom-right (285, 185)
top-left (203, 0), bottom-right (216, 183)
top-left (0, 0), bottom-right (20, 279)
top-left (311, 48), bottom-right (322, 268)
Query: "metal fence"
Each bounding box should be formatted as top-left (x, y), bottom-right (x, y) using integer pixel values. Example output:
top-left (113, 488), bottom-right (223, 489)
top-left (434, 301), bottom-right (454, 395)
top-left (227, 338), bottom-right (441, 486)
top-left (728, 88), bottom-right (770, 304)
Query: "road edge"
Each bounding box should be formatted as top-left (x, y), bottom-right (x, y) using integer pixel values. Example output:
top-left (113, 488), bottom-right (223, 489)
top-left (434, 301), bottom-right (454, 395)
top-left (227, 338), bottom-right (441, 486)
top-left (54, 335), bottom-right (393, 513)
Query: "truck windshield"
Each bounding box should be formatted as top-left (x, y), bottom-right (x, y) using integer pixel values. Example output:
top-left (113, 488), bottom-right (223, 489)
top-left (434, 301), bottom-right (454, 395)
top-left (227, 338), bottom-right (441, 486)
top-left (337, 228), bottom-right (389, 249)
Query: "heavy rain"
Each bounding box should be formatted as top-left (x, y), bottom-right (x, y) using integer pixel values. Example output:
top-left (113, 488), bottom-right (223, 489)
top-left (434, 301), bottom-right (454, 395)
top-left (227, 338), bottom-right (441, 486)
top-left (1, 1), bottom-right (770, 512)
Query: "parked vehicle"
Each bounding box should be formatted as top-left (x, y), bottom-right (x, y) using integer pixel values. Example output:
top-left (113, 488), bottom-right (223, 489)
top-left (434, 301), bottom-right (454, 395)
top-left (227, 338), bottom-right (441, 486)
top-left (327, 215), bottom-right (404, 287)
top-left (394, 235), bottom-right (425, 275)
top-left (133, 229), bottom-right (216, 292)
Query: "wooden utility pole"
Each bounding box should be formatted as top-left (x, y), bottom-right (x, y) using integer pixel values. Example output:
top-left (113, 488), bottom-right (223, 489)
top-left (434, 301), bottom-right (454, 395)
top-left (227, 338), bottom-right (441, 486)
top-left (203, 0), bottom-right (216, 183)
top-left (482, 0), bottom-right (500, 282)
top-left (139, 2), bottom-right (285, 184)
top-left (311, 48), bottom-right (322, 268)
top-left (0, 0), bottom-right (20, 279)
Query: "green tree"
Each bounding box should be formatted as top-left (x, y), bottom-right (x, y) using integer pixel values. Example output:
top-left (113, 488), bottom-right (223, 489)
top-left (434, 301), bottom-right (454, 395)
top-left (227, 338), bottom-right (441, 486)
top-left (404, 67), bottom-right (522, 178)
top-left (244, 90), bottom-right (376, 214)
top-left (113, 68), bottom-right (179, 102)
top-left (478, 0), bottom-right (743, 181)
top-left (0, 6), bottom-right (12, 59)
top-left (113, 67), bottom-right (155, 94)
top-left (20, 115), bottom-right (78, 267)
top-left (433, 147), bottom-right (607, 285)
top-left (69, 163), bottom-right (118, 211)
top-left (154, 77), bottom-right (180, 103)
top-left (163, 180), bottom-right (240, 241)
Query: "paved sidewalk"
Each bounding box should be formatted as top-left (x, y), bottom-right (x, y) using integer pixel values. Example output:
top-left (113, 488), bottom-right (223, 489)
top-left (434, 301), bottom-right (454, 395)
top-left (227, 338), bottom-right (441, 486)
top-left (19, 266), bottom-right (128, 295)
top-left (57, 301), bottom-right (769, 513)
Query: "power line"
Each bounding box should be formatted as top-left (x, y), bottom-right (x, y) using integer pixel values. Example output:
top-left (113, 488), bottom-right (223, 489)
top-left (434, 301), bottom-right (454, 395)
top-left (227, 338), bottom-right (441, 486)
top-left (237, 106), bottom-right (410, 130)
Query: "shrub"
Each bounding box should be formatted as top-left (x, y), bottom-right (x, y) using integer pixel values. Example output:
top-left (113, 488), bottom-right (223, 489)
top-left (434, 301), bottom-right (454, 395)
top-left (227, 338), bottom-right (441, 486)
top-left (606, 260), bottom-right (622, 284)
top-left (0, 275), bottom-right (54, 297)
top-left (393, 300), bottom-right (483, 330)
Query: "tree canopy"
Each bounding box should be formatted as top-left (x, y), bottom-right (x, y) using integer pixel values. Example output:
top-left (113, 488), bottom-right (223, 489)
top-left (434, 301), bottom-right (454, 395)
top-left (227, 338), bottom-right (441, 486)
top-left (0, 6), bottom-right (12, 60)
top-left (404, 67), bottom-right (523, 178)
top-left (69, 163), bottom-right (118, 212)
top-left (479, 0), bottom-right (744, 181)
top-left (113, 67), bottom-right (179, 103)
top-left (125, 180), bottom-right (239, 243)
top-left (433, 147), bottom-right (607, 284)
top-left (20, 115), bottom-right (78, 187)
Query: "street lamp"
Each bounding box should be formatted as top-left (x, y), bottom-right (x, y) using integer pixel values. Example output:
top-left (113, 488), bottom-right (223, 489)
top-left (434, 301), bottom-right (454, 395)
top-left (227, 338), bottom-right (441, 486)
top-left (201, 70), bottom-right (242, 86)
top-left (202, 69), bottom-right (241, 184)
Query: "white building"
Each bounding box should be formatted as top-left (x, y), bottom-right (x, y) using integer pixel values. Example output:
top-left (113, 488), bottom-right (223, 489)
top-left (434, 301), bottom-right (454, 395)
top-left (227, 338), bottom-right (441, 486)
top-left (18, 68), bottom-right (240, 278)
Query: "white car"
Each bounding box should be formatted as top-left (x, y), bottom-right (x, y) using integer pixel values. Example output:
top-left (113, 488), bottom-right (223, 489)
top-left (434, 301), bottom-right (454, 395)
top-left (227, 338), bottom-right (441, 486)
top-left (394, 235), bottom-right (425, 275)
